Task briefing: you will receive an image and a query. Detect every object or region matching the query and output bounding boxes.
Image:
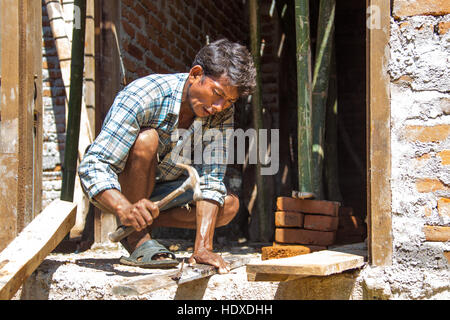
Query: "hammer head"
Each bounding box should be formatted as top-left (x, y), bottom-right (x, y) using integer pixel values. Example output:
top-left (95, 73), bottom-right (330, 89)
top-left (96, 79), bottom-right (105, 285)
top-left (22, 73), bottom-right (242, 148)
top-left (175, 163), bottom-right (203, 201)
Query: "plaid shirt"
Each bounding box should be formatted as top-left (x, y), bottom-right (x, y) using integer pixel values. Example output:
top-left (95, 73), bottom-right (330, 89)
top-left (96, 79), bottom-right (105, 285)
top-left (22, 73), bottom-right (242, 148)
top-left (78, 73), bottom-right (234, 206)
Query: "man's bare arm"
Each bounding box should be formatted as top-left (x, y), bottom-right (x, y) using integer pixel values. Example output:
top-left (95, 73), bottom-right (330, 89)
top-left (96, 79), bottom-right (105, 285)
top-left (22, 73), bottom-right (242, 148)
top-left (189, 199), bottom-right (230, 274)
top-left (94, 189), bottom-right (159, 232)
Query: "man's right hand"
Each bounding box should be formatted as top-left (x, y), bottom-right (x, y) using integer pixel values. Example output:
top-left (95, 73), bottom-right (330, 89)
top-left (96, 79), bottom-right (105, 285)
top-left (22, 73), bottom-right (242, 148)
top-left (116, 199), bottom-right (159, 231)
top-left (93, 189), bottom-right (159, 232)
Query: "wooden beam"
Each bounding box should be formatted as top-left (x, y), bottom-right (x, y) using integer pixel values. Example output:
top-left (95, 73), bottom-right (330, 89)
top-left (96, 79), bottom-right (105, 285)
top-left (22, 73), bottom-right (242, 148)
top-left (0, 200), bottom-right (77, 300)
top-left (246, 250), bottom-right (364, 281)
top-left (248, 0), bottom-right (269, 242)
top-left (94, 0), bottom-right (121, 242)
top-left (0, 0), bottom-right (42, 251)
top-left (366, 0), bottom-right (392, 266)
top-left (112, 255), bottom-right (252, 296)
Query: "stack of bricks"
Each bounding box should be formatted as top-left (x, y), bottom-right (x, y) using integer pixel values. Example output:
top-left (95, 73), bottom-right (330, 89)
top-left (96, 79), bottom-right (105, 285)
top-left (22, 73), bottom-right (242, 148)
top-left (336, 207), bottom-right (366, 245)
top-left (274, 197), bottom-right (341, 249)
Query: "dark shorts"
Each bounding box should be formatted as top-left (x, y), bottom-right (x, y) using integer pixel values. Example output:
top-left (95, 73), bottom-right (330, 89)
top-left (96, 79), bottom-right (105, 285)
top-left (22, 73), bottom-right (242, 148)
top-left (150, 179), bottom-right (194, 211)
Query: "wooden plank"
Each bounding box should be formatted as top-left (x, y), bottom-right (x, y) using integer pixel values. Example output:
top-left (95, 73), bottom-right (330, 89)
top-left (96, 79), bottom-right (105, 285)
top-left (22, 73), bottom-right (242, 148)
top-left (0, 0), bottom-right (42, 251)
top-left (366, 0), bottom-right (392, 266)
top-left (246, 250), bottom-right (364, 279)
top-left (112, 255), bottom-right (252, 296)
top-left (0, 200), bottom-right (77, 300)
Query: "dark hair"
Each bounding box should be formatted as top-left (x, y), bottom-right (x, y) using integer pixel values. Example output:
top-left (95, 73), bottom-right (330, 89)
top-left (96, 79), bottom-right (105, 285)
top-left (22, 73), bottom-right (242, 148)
top-left (192, 39), bottom-right (256, 97)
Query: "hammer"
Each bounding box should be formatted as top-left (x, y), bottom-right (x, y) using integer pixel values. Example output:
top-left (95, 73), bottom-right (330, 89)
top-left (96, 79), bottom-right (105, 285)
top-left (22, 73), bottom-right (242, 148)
top-left (108, 163), bottom-right (203, 242)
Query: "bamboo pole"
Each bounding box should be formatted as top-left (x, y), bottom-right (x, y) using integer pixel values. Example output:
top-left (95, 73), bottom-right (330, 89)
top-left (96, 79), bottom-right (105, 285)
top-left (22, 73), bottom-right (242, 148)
top-left (61, 0), bottom-right (87, 202)
top-left (324, 44), bottom-right (343, 202)
top-left (249, 0), bottom-right (268, 242)
top-left (311, 0), bottom-right (336, 199)
top-left (294, 0), bottom-right (313, 195)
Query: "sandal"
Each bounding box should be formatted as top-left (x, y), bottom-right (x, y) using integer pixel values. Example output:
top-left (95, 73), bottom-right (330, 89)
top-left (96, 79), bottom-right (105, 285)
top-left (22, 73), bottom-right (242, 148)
top-left (119, 239), bottom-right (179, 268)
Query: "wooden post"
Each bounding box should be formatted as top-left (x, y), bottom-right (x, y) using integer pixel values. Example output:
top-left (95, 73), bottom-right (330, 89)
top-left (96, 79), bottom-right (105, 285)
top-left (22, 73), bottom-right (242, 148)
top-left (0, 0), bottom-right (42, 251)
top-left (366, 0), bottom-right (392, 266)
top-left (249, 0), bottom-right (269, 242)
top-left (294, 0), bottom-right (313, 195)
top-left (94, 0), bottom-right (121, 242)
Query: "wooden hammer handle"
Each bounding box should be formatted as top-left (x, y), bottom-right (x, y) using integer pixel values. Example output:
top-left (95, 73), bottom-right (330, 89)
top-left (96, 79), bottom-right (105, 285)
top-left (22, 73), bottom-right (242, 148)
top-left (108, 186), bottom-right (186, 243)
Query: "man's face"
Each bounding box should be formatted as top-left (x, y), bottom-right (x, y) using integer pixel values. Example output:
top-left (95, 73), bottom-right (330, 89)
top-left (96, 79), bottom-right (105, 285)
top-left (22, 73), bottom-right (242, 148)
top-left (187, 66), bottom-right (239, 118)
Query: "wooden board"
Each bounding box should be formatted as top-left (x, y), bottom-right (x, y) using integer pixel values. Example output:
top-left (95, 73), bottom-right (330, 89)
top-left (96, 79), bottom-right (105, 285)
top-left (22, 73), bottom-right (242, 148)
top-left (246, 250), bottom-right (364, 281)
top-left (0, 200), bottom-right (77, 300)
top-left (112, 255), bottom-right (252, 296)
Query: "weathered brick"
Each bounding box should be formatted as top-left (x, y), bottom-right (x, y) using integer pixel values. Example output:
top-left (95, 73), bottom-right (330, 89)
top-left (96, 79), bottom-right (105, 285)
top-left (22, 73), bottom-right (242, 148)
top-left (437, 21), bottom-right (450, 35)
top-left (122, 20), bottom-right (135, 38)
top-left (304, 215), bottom-right (339, 232)
top-left (275, 228), bottom-right (336, 246)
top-left (437, 198), bottom-right (450, 219)
top-left (276, 197), bottom-right (340, 217)
top-left (261, 245), bottom-right (313, 261)
top-left (403, 125), bottom-right (450, 143)
top-left (438, 150), bottom-right (450, 165)
top-left (423, 225), bottom-right (450, 242)
top-left (127, 43), bottom-right (144, 61)
top-left (393, 0), bottom-right (450, 18)
top-left (416, 178), bottom-right (449, 193)
top-left (444, 251), bottom-right (450, 264)
top-left (275, 211), bottom-right (304, 228)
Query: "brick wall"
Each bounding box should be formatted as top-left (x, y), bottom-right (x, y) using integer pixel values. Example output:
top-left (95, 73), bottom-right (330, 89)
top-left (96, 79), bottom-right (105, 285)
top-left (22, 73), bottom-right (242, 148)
top-left (388, 0), bottom-right (450, 298)
top-left (120, 0), bottom-right (248, 83)
top-left (42, 3), bottom-right (66, 208)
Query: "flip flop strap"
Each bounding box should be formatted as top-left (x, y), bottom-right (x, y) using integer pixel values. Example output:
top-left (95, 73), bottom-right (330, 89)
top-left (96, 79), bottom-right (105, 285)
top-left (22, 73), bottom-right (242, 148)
top-left (129, 240), bottom-right (176, 263)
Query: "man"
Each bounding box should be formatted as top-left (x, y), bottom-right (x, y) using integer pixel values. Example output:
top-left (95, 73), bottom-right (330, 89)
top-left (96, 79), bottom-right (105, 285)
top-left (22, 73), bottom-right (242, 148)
top-left (78, 39), bottom-right (256, 274)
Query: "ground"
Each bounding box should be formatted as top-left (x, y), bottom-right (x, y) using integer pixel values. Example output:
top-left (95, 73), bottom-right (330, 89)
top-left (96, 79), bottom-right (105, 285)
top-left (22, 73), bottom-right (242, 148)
top-left (13, 239), bottom-right (281, 300)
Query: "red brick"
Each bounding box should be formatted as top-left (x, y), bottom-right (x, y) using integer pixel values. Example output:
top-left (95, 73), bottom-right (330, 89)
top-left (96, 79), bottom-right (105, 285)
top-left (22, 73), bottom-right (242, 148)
top-left (276, 197), bottom-right (340, 216)
top-left (437, 198), bottom-right (450, 219)
top-left (122, 20), bottom-right (135, 38)
top-left (403, 125), bottom-right (450, 143)
top-left (261, 245), bottom-right (311, 261)
top-left (136, 32), bottom-right (151, 51)
top-left (127, 43), bottom-right (144, 61)
top-left (303, 215), bottom-right (339, 232)
top-left (423, 225), bottom-right (450, 242)
top-left (393, 0), bottom-right (450, 18)
top-left (275, 211), bottom-right (304, 228)
top-left (416, 178), bottom-right (449, 193)
top-left (438, 22), bottom-right (450, 35)
top-left (272, 242), bottom-right (326, 252)
top-left (438, 150), bottom-right (450, 165)
top-left (275, 228), bottom-right (336, 246)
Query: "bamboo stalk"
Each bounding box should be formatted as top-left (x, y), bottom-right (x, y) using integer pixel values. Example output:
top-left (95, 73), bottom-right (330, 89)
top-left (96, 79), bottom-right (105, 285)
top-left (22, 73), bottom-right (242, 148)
top-left (324, 44), bottom-right (343, 202)
top-left (61, 0), bottom-right (87, 202)
top-left (249, 0), bottom-right (268, 242)
top-left (294, 0), bottom-right (313, 194)
top-left (311, 0), bottom-right (336, 199)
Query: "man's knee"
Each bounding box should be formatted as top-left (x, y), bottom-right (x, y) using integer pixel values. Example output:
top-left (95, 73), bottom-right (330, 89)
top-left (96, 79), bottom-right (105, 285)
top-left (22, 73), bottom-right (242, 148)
top-left (130, 128), bottom-right (159, 160)
top-left (217, 194), bottom-right (239, 227)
